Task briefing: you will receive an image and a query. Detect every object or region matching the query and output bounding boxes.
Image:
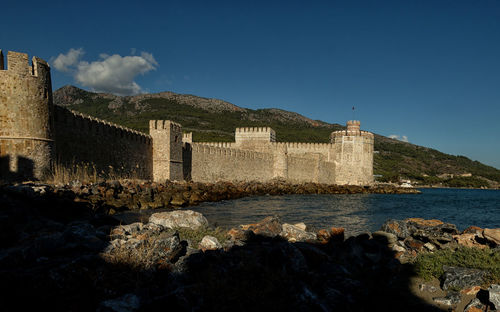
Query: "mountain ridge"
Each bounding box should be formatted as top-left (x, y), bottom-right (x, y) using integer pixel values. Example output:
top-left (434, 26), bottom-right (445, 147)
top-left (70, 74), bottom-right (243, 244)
top-left (53, 85), bottom-right (500, 188)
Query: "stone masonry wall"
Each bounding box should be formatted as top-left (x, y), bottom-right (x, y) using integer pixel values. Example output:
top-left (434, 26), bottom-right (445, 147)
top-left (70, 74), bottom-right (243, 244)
top-left (0, 51), bottom-right (54, 180)
top-left (150, 120), bottom-right (183, 182)
top-left (54, 106), bottom-right (153, 179)
top-left (331, 124), bottom-right (374, 185)
top-left (189, 143), bottom-right (274, 182)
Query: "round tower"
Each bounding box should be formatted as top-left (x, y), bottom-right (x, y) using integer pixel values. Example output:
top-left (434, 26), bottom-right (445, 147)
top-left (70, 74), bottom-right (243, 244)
top-left (346, 120), bottom-right (361, 135)
top-left (330, 120), bottom-right (374, 186)
top-left (0, 51), bottom-right (54, 180)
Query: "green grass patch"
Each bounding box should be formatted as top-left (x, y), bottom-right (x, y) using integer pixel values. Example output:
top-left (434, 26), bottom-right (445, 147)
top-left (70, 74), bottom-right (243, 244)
top-left (175, 226), bottom-right (229, 247)
top-left (414, 247), bottom-right (500, 284)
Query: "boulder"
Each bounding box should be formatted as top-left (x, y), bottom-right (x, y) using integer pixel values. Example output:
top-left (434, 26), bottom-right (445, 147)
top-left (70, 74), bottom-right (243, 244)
top-left (240, 216), bottom-right (282, 237)
top-left (199, 235), bottom-right (222, 251)
top-left (371, 231), bottom-right (397, 245)
top-left (316, 229), bottom-right (331, 244)
top-left (380, 219), bottom-right (410, 239)
top-left (462, 226), bottom-right (484, 235)
top-left (489, 284), bottom-right (500, 310)
top-left (453, 233), bottom-right (487, 249)
top-left (330, 227), bottom-right (345, 243)
top-left (110, 222), bottom-right (144, 239)
top-left (432, 291), bottom-right (461, 306)
top-left (441, 266), bottom-right (486, 291)
top-left (280, 223), bottom-right (317, 242)
top-left (464, 298), bottom-right (486, 312)
top-left (149, 210), bottom-right (208, 230)
top-left (483, 228), bottom-right (500, 246)
top-left (406, 218), bottom-right (444, 228)
top-left (293, 222), bottom-right (307, 231)
top-left (227, 228), bottom-right (254, 243)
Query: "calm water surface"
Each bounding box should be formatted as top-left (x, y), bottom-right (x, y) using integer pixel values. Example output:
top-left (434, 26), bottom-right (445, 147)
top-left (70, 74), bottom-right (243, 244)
top-left (118, 188), bottom-right (500, 237)
top-left (189, 188), bottom-right (500, 236)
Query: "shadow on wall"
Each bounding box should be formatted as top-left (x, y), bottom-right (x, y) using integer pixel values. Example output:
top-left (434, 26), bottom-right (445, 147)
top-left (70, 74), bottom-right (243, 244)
top-left (183, 143), bottom-right (192, 181)
top-left (0, 155), bottom-right (35, 183)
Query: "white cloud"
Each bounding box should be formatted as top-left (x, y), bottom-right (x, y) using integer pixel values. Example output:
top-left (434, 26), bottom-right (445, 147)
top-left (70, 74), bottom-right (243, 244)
top-left (389, 134), bottom-right (409, 142)
top-left (52, 48), bottom-right (84, 72)
top-left (51, 48), bottom-right (158, 96)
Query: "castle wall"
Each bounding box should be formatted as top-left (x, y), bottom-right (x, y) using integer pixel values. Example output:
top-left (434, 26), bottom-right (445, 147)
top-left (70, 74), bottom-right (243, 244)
top-left (53, 106), bottom-right (153, 179)
top-left (1, 50), bottom-right (374, 186)
top-left (189, 143), bottom-right (274, 182)
top-left (0, 51), bottom-right (54, 180)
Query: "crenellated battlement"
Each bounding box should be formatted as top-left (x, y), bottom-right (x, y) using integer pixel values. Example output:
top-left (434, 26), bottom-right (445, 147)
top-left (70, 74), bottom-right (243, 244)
top-left (149, 120), bottom-right (182, 133)
top-left (235, 126), bottom-right (276, 144)
top-left (182, 132), bottom-right (193, 144)
top-left (54, 106), bottom-right (151, 144)
top-left (191, 143), bottom-right (273, 161)
top-left (235, 127), bottom-right (275, 134)
top-left (0, 51), bottom-right (50, 78)
top-left (196, 142), bottom-right (235, 148)
top-left (283, 142), bottom-right (333, 149)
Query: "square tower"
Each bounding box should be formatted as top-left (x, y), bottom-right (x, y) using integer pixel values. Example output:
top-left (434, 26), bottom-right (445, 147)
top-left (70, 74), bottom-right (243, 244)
top-left (150, 120), bottom-right (183, 182)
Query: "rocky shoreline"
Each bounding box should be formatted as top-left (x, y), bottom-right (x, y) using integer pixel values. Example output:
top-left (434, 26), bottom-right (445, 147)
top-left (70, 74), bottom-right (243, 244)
top-left (0, 179), bottom-right (420, 215)
top-left (1, 181), bottom-right (499, 311)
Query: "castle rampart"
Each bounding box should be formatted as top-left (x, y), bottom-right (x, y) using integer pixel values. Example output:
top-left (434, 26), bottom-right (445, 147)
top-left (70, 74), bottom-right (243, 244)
top-left (189, 143), bottom-right (274, 182)
top-left (1, 50), bottom-right (374, 186)
top-left (53, 106), bottom-right (152, 178)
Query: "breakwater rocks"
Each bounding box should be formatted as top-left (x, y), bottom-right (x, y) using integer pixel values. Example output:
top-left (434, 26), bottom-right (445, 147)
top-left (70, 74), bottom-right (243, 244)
top-left (0, 180), bottom-right (420, 215)
top-left (0, 181), bottom-right (498, 312)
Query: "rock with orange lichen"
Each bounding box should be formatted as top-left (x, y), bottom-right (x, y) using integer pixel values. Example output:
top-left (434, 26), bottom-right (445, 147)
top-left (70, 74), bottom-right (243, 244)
top-left (240, 216), bottom-right (283, 237)
top-left (483, 228), bottom-right (500, 246)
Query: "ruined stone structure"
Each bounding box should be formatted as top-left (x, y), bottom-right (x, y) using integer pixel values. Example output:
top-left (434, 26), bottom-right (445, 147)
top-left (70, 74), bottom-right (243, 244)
top-left (0, 51), bottom-right (373, 185)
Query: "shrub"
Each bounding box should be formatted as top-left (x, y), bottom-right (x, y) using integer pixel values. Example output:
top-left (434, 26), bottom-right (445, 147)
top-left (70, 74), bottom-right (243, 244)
top-left (414, 247), bottom-right (500, 284)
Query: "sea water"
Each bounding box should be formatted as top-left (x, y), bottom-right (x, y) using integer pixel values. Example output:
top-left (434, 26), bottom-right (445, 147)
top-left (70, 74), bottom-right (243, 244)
top-left (189, 188), bottom-right (500, 236)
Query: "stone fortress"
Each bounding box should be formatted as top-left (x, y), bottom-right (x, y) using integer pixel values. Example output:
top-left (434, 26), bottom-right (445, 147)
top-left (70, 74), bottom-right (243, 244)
top-left (0, 51), bottom-right (374, 185)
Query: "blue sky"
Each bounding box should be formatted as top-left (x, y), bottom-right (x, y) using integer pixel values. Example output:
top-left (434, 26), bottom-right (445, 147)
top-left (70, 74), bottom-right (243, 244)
top-left (2, 0), bottom-right (499, 169)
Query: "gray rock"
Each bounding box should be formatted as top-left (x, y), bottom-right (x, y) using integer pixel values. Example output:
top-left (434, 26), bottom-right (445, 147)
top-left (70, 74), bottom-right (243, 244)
top-left (419, 283), bottom-right (438, 293)
top-left (380, 219), bottom-right (410, 239)
top-left (372, 231), bottom-right (397, 244)
top-left (280, 223), bottom-right (317, 242)
top-left (199, 235), bottom-right (222, 250)
top-left (100, 293), bottom-right (140, 312)
top-left (149, 210), bottom-right (208, 230)
top-left (464, 298), bottom-right (486, 312)
top-left (441, 266), bottom-right (486, 291)
top-left (433, 291), bottom-right (461, 306)
top-left (489, 284), bottom-right (500, 310)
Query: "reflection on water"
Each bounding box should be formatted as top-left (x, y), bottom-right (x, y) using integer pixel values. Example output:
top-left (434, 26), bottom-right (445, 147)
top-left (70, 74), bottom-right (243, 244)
top-left (116, 189), bottom-right (500, 237)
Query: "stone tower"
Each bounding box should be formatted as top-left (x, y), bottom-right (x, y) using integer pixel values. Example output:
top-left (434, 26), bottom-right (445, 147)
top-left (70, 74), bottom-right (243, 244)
top-left (0, 50), bottom-right (54, 180)
top-left (150, 120), bottom-right (183, 182)
top-left (234, 127), bottom-right (276, 152)
top-left (330, 120), bottom-right (374, 185)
